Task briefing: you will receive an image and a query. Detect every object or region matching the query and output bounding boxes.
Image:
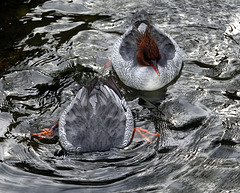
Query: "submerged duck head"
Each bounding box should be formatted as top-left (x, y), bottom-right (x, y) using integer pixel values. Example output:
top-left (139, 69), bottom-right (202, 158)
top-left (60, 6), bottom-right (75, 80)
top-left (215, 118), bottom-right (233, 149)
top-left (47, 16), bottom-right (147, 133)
top-left (136, 27), bottom-right (161, 76)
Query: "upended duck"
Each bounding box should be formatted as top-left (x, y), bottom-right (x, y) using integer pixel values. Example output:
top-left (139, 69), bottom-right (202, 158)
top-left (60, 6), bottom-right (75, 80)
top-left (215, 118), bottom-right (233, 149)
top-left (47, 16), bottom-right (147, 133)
top-left (31, 76), bottom-right (159, 153)
top-left (58, 76), bottom-right (134, 153)
top-left (111, 9), bottom-right (182, 91)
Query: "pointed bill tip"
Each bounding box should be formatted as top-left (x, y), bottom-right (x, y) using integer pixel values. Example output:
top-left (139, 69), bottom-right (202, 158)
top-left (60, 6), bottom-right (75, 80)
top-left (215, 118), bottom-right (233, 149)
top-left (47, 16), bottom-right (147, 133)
top-left (149, 60), bottom-right (160, 77)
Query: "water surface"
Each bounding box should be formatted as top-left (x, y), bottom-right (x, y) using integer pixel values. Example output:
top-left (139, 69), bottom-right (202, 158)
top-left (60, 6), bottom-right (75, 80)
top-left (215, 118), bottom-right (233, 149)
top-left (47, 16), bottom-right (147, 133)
top-left (0, 0), bottom-right (240, 192)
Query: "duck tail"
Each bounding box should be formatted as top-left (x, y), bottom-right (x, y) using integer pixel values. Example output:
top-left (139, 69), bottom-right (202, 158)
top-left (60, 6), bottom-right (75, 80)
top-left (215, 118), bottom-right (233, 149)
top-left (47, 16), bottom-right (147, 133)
top-left (84, 76), bottom-right (123, 99)
top-left (103, 76), bottom-right (123, 98)
top-left (85, 77), bottom-right (98, 95)
top-left (131, 9), bottom-right (152, 27)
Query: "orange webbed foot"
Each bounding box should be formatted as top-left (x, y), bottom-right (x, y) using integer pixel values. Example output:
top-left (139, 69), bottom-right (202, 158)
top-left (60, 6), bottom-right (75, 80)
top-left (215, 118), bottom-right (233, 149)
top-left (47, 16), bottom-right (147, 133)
top-left (31, 122), bottom-right (59, 140)
top-left (31, 128), bottom-right (54, 140)
top-left (134, 127), bottom-right (160, 144)
top-left (104, 60), bottom-right (112, 68)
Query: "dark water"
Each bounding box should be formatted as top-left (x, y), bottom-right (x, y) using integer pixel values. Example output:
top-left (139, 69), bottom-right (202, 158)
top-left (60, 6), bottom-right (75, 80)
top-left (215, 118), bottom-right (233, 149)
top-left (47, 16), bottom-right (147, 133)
top-left (0, 0), bottom-right (240, 192)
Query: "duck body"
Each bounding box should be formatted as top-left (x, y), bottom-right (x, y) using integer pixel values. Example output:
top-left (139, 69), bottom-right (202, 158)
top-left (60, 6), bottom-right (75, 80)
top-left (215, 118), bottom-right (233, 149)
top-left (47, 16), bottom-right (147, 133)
top-left (59, 76), bottom-right (134, 153)
top-left (111, 10), bottom-right (182, 91)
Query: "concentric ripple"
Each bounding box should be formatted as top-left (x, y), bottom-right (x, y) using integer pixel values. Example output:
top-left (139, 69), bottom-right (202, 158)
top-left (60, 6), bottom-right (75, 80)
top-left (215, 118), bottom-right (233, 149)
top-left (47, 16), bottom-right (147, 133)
top-left (0, 0), bottom-right (240, 192)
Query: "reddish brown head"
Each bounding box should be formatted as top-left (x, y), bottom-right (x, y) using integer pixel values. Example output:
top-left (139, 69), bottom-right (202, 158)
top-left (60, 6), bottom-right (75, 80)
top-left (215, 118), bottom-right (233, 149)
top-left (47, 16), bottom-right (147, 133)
top-left (136, 27), bottom-right (161, 76)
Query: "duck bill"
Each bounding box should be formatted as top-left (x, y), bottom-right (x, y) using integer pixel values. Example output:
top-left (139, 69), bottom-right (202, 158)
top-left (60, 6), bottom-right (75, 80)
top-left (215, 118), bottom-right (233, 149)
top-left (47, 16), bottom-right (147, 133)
top-left (150, 60), bottom-right (160, 76)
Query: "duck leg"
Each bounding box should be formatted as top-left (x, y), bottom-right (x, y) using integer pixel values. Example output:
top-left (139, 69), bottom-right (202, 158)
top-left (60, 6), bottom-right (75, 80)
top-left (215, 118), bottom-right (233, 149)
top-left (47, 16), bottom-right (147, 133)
top-left (31, 121), bottom-right (59, 140)
top-left (104, 60), bottom-right (112, 68)
top-left (134, 127), bottom-right (160, 143)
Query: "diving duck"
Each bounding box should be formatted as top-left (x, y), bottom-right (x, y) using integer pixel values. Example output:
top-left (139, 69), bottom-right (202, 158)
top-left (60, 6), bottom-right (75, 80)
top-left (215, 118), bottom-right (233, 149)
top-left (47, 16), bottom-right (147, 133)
top-left (58, 76), bottom-right (134, 153)
top-left (31, 76), bottom-right (160, 153)
top-left (111, 9), bottom-right (182, 91)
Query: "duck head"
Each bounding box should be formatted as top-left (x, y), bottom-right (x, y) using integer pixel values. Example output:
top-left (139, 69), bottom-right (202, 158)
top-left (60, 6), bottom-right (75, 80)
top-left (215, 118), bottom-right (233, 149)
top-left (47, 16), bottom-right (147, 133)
top-left (136, 27), bottom-right (161, 76)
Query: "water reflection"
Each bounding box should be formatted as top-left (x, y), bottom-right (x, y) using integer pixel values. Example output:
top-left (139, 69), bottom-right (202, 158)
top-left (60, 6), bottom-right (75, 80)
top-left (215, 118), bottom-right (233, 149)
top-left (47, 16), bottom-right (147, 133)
top-left (0, 0), bottom-right (240, 192)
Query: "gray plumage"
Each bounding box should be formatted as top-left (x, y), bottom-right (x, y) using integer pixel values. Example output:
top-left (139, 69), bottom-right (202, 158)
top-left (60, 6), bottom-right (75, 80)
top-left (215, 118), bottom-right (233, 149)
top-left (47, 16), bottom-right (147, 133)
top-left (59, 77), bottom-right (134, 153)
top-left (112, 9), bottom-right (182, 91)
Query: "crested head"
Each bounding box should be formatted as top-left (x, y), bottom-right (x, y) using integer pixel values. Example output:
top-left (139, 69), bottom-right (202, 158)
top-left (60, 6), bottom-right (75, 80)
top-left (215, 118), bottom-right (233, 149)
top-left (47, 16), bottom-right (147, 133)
top-left (136, 27), bottom-right (161, 76)
top-left (136, 27), bottom-right (161, 66)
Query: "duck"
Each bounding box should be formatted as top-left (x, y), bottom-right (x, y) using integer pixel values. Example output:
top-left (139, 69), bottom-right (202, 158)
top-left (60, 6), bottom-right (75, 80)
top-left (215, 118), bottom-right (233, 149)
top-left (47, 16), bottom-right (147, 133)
top-left (58, 76), bottom-right (134, 153)
top-left (111, 9), bottom-right (182, 91)
top-left (31, 76), bottom-right (160, 153)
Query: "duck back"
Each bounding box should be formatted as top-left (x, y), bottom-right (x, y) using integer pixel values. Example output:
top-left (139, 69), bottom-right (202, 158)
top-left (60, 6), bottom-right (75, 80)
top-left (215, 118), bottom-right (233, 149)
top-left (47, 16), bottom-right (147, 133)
top-left (59, 77), bottom-right (134, 153)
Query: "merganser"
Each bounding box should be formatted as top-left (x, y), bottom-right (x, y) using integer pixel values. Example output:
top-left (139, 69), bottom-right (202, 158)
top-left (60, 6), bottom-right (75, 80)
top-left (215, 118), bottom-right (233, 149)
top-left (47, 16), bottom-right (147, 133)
top-left (58, 76), bottom-right (134, 153)
top-left (111, 9), bottom-right (182, 91)
top-left (31, 76), bottom-right (160, 152)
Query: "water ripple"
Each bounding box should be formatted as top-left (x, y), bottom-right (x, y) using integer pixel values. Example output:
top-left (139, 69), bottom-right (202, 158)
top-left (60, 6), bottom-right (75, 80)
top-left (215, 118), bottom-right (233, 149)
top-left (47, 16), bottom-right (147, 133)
top-left (0, 0), bottom-right (240, 192)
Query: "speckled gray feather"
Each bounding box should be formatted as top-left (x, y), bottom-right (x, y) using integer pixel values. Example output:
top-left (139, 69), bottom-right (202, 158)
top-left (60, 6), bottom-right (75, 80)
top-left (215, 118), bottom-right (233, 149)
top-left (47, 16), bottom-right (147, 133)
top-left (59, 77), bottom-right (134, 153)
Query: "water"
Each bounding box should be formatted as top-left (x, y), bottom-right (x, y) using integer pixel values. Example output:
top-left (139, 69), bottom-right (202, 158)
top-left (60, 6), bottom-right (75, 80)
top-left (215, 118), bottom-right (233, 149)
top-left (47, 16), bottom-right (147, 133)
top-left (0, 0), bottom-right (240, 192)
